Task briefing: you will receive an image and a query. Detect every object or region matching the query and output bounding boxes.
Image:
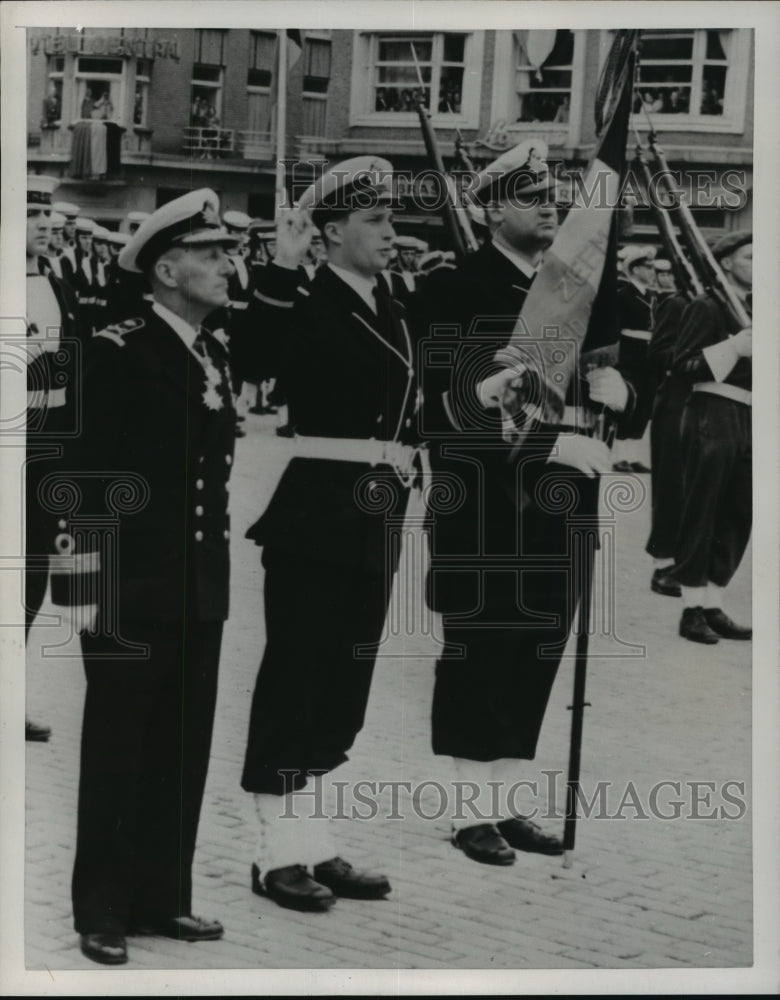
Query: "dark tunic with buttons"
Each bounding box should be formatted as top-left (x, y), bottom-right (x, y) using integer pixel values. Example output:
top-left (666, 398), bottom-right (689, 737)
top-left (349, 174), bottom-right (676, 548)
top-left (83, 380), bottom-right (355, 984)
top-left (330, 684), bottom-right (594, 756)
top-left (234, 262), bottom-right (420, 794)
top-left (51, 304), bottom-right (236, 933)
top-left (616, 279), bottom-right (655, 439)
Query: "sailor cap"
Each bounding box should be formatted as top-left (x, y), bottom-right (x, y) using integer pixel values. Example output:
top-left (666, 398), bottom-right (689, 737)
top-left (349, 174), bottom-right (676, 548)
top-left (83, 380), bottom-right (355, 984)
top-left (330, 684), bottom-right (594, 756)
top-left (75, 217), bottom-right (97, 234)
top-left (622, 244), bottom-right (656, 270)
top-left (118, 189), bottom-right (239, 273)
top-left (711, 229), bottom-right (751, 261)
top-left (27, 175), bottom-right (58, 210)
top-left (52, 200), bottom-right (80, 219)
top-left (49, 213), bottom-right (66, 230)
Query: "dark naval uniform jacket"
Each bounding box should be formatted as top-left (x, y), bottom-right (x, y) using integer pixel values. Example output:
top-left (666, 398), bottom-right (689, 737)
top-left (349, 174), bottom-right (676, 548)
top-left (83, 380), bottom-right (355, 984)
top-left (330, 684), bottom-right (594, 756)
top-left (616, 278), bottom-right (655, 438)
top-left (236, 261), bottom-right (419, 574)
top-left (51, 303), bottom-right (236, 622)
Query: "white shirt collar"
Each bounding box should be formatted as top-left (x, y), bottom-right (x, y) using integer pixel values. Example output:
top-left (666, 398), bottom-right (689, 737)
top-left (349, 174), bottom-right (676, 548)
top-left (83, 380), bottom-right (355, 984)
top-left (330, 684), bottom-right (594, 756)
top-left (152, 300), bottom-right (199, 349)
top-left (491, 238), bottom-right (539, 280)
top-left (328, 263), bottom-right (378, 314)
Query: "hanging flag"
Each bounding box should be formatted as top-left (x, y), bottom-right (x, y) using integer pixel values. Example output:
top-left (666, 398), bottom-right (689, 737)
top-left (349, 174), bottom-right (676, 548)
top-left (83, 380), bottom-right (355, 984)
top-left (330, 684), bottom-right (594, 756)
top-left (286, 29), bottom-right (303, 70)
top-left (497, 30), bottom-right (638, 437)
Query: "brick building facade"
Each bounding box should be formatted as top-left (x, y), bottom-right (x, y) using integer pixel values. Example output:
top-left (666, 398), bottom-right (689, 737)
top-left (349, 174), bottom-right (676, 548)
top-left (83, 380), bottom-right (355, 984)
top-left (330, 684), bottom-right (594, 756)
top-left (27, 26), bottom-right (753, 242)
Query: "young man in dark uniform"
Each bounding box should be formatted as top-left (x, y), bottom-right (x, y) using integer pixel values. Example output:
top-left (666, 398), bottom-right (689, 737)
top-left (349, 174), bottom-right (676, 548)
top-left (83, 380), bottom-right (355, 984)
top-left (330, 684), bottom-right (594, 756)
top-left (25, 176), bottom-right (85, 742)
top-left (412, 141), bottom-right (635, 866)
top-left (50, 190), bottom-right (238, 963)
top-left (669, 231), bottom-right (752, 644)
top-left (235, 157), bottom-right (419, 912)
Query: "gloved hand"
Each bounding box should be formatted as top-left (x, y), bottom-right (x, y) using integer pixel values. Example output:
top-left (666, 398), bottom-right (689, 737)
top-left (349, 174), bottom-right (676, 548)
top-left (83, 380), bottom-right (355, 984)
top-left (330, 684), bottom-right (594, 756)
top-left (730, 327), bottom-right (752, 358)
top-left (586, 366), bottom-right (629, 412)
top-left (548, 433), bottom-right (612, 478)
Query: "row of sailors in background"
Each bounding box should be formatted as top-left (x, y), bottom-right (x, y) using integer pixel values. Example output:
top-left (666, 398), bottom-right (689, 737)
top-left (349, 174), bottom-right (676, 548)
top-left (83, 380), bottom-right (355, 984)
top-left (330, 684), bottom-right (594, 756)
top-left (38, 201), bottom-right (459, 333)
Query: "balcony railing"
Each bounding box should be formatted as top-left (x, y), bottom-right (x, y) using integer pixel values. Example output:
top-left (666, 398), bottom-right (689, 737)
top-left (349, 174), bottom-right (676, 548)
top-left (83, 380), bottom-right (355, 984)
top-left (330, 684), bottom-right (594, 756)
top-left (182, 126), bottom-right (235, 159)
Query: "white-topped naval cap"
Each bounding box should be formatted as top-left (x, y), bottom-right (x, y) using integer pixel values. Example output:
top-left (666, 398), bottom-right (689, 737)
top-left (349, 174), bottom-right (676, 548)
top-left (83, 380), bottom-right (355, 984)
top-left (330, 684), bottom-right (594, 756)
top-left (118, 189), bottom-right (239, 273)
top-left (298, 156), bottom-right (394, 216)
top-left (222, 209), bottom-right (252, 231)
top-left (52, 200), bottom-right (80, 219)
top-left (470, 139), bottom-right (559, 204)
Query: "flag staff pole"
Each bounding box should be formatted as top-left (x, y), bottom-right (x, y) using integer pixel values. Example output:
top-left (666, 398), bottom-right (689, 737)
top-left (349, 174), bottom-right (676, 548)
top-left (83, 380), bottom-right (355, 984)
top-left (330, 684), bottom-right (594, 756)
top-left (274, 30), bottom-right (288, 220)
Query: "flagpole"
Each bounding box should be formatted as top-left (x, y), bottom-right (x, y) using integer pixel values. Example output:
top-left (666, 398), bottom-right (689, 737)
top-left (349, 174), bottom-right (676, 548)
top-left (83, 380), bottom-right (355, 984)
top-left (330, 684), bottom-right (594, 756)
top-left (274, 29), bottom-right (288, 220)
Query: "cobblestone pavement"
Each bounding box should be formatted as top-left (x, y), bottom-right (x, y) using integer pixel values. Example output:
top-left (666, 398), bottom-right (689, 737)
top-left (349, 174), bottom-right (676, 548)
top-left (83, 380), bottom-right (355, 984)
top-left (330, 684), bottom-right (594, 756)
top-left (24, 414), bottom-right (754, 974)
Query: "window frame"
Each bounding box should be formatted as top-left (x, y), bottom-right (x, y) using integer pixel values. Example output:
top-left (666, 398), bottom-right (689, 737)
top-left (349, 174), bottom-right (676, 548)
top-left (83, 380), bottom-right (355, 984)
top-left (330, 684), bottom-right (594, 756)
top-left (190, 63), bottom-right (225, 125)
top-left (74, 55), bottom-right (124, 122)
top-left (350, 30), bottom-right (484, 129)
top-left (489, 30), bottom-right (587, 147)
top-left (302, 31), bottom-right (332, 137)
top-left (606, 28), bottom-right (751, 135)
top-left (43, 56), bottom-right (65, 127)
top-left (133, 58), bottom-right (151, 128)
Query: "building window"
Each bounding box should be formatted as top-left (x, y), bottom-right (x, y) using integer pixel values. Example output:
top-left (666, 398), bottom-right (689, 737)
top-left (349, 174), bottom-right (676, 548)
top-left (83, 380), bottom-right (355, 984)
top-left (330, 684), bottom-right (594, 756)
top-left (303, 34), bottom-right (331, 136)
top-left (351, 31), bottom-right (484, 128)
top-left (515, 30), bottom-right (574, 124)
top-left (195, 29), bottom-right (226, 66)
top-left (634, 30), bottom-right (726, 116)
top-left (42, 56), bottom-right (64, 126)
top-left (134, 58), bottom-right (151, 126)
top-left (74, 56), bottom-right (122, 120)
top-left (246, 31), bottom-right (276, 134)
top-left (627, 28), bottom-right (750, 132)
top-left (191, 63), bottom-right (223, 127)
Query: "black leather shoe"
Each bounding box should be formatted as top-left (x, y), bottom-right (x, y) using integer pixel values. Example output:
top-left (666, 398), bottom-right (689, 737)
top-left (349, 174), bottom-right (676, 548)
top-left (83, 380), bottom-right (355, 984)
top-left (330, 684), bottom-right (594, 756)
top-left (612, 460), bottom-right (633, 473)
top-left (132, 914), bottom-right (223, 941)
top-left (496, 817), bottom-right (564, 855)
top-left (252, 862), bottom-right (335, 912)
top-left (651, 568), bottom-right (682, 598)
top-left (25, 718), bottom-right (51, 742)
top-left (629, 461), bottom-right (651, 473)
top-left (452, 824), bottom-right (515, 865)
top-left (703, 608), bottom-right (752, 640)
top-left (313, 857), bottom-right (391, 899)
top-left (80, 932), bottom-right (128, 965)
top-left (679, 606), bottom-right (719, 644)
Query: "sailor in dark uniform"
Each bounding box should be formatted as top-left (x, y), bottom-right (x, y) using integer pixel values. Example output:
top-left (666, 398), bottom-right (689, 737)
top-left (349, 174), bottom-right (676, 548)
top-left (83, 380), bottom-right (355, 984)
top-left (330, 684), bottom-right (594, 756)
top-left (50, 190), bottom-right (238, 964)
top-left (235, 157), bottom-right (418, 912)
top-left (645, 271), bottom-right (689, 598)
top-left (52, 200), bottom-right (80, 258)
top-left (386, 234), bottom-right (419, 302)
top-left (89, 226), bottom-right (113, 333)
top-left (612, 244), bottom-right (656, 473)
top-left (412, 140), bottom-right (635, 866)
top-left (25, 176), bottom-right (86, 743)
top-left (70, 217), bottom-right (98, 332)
top-left (221, 210), bottom-right (254, 434)
top-left (669, 231), bottom-right (753, 644)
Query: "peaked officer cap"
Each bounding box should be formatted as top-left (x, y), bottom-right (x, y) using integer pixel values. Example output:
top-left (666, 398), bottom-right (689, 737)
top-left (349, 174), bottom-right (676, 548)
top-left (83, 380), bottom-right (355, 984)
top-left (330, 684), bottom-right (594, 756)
top-left (27, 175), bottom-right (58, 209)
top-left (119, 189), bottom-right (239, 273)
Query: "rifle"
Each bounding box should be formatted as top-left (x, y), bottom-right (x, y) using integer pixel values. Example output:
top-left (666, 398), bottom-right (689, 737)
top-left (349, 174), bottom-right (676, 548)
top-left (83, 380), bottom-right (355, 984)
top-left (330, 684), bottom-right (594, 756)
top-left (642, 121), bottom-right (750, 330)
top-left (632, 139), bottom-right (703, 300)
top-left (409, 44), bottom-right (479, 259)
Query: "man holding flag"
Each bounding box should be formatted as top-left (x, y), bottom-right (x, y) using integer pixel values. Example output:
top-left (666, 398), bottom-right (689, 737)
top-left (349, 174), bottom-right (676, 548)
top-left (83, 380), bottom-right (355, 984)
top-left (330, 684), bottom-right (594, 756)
top-left (413, 38), bottom-right (638, 865)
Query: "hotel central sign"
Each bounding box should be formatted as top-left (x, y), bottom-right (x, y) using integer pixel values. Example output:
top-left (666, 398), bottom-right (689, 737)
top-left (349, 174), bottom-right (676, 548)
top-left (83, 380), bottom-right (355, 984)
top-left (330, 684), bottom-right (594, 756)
top-left (29, 33), bottom-right (181, 60)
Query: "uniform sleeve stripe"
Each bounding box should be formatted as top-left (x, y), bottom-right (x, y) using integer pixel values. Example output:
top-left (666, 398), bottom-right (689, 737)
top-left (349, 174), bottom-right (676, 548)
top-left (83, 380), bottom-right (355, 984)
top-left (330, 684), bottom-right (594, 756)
top-left (253, 290), bottom-right (295, 308)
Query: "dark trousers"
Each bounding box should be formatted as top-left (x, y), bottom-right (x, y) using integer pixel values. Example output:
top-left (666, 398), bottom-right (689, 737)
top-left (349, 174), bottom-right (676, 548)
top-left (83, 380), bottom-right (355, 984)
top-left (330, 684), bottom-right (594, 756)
top-left (73, 619), bottom-right (222, 934)
top-left (431, 564), bottom-right (577, 761)
top-left (25, 435), bottom-right (60, 636)
top-left (646, 374), bottom-right (688, 561)
top-left (241, 549), bottom-right (392, 795)
top-left (672, 394), bottom-right (752, 589)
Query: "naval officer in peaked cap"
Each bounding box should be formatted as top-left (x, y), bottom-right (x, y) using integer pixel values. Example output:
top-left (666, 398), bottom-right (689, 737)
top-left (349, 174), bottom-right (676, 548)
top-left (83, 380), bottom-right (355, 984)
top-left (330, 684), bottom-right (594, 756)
top-left (235, 156), bottom-right (419, 913)
top-left (50, 189), bottom-right (239, 965)
top-left (411, 138), bottom-right (635, 867)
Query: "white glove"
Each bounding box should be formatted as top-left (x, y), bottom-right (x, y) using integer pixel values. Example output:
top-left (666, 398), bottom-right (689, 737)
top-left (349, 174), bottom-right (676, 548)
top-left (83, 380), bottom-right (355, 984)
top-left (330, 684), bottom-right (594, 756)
top-left (477, 366), bottom-right (525, 408)
top-left (274, 207), bottom-right (315, 269)
top-left (586, 366), bottom-right (629, 412)
top-left (548, 433), bottom-right (612, 477)
top-left (67, 604), bottom-right (98, 636)
top-left (730, 327), bottom-right (752, 358)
